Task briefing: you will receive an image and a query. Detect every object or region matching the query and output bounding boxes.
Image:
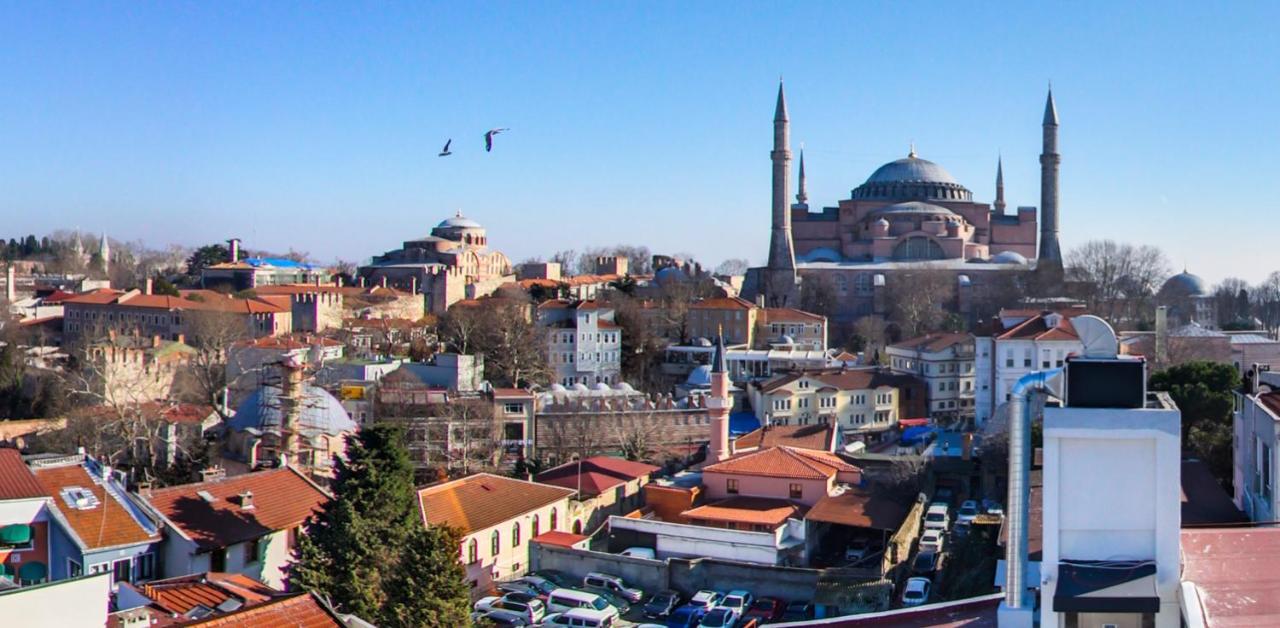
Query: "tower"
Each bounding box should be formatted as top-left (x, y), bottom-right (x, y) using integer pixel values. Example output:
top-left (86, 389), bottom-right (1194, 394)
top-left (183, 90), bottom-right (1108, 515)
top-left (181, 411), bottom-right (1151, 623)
top-left (794, 149), bottom-right (809, 210)
top-left (765, 81), bottom-right (799, 307)
top-left (994, 156), bottom-right (1006, 213)
top-left (1038, 88), bottom-right (1062, 263)
top-left (705, 329), bottom-right (732, 465)
top-left (97, 232), bottom-right (110, 273)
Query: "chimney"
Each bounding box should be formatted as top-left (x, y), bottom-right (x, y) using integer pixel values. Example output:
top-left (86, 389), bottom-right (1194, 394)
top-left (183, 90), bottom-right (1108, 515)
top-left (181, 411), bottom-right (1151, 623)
top-left (4, 265), bottom-right (14, 303)
top-left (1154, 305), bottom-right (1168, 366)
top-left (238, 490), bottom-right (254, 509)
top-left (227, 238), bottom-right (241, 263)
top-left (410, 277), bottom-right (418, 294)
top-left (143, 278), bottom-right (153, 295)
top-left (200, 466), bottom-right (227, 483)
top-left (176, 333), bottom-right (185, 345)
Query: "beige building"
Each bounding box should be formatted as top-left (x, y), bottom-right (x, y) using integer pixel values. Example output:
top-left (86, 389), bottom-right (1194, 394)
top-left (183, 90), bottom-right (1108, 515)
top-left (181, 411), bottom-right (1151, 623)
top-left (80, 336), bottom-right (196, 404)
top-left (685, 297), bottom-right (828, 351)
top-left (418, 473), bottom-right (574, 598)
top-left (752, 368), bottom-right (926, 444)
top-left (63, 288), bottom-right (291, 343)
top-left (886, 332), bottom-right (976, 422)
top-left (533, 456), bottom-right (659, 535)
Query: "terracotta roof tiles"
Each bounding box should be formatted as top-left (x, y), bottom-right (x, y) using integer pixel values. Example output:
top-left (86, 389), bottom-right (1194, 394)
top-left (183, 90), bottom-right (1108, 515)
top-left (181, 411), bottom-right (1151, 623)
top-left (33, 462), bottom-right (160, 550)
top-left (418, 472), bottom-right (574, 535)
top-left (182, 592), bottom-right (343, 627)
top-left (141, 572), bottom-right (276, 616)
top-left (0, 448), bottom-right (45, 501)
top-left (703, 446), bottom-right (859, 480)
top-left (889, 332), bottom-right (974, 353)
top-left (732, 424), bottom-right (834, 453)
top-left (682, 497), bottom-right (806, 527)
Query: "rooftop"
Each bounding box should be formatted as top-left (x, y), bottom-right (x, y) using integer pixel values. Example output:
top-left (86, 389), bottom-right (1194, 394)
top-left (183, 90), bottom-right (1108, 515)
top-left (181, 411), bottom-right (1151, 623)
top-left (889, 332), bottom-right (974, 353)
top-left (181, 591), bottom-right (343, 627)
top-left (530, 531), bottom-right (589, 548)
top-left (534, 457), bottom-right (661, 497)
top-left (733, 423), bottom-right (835, 454)
top-left (806, 487), bottom-right (911, 531)
top-left (1182, 527), bottom-right (1280, 627)
top-left (31, 459), bottom-right (160, 550)
top-left (0, 448), bottom-right (45, 501)
top-left (703, 446), bottom-right (860, 481)
top-left (135, 572), bottom-right (277, 618)
top-left (144, 467), bottom-right (329, 550)
top-left (418, 473), bottom-right (574, 536)
top-left (682, 496), bottom-right (806, 527)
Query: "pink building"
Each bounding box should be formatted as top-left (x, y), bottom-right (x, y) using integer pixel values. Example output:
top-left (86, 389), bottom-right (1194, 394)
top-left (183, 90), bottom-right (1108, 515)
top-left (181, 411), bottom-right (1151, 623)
top-left (702, 446), bottom-right (862, 508)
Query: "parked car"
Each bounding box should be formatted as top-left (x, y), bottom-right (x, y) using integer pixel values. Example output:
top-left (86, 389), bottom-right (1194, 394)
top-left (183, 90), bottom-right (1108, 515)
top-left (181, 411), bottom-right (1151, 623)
top-left (475, 593), bottom-right (546, 624)
top-left (583, 572), bottom-right (645, 604)
top-left (473, 609), bottom-right (529, 627)
top-left (688, 590), bottom-right (722, 611)
top-left (716, 590), bottom-right (753, 617)
top-left (539, 608), bottom-right (619, 627)
top-left (982, 499), bottom-right (1004, 516)
top-left (954, 519), bottom-right (972, 539)
top-left (743, 597), bottom-right (784, 623)
top-left (913, 550), bottom-right (941, 576)
top-left (844, 537), bottom-right (873, 562)
top-left (901, 577), bottom-right (931, 607)
top-left (666, 605), bottom-right (707, 628)
top-left (581, 585), bottom-right (632, 614)
top-left (620, 546), bottom-right (657, 559)
top-left (923, 503), bottom-right (950, 532)
top-left (919, 529), bottom-right (945, 554)
top-left (698, 607), bottom-right (738, 627)
top-left (499, 580), bottom-right (546, 600)
top-left (545, 589), bottom-right (619, 618)
top-left (780, 601), bottom-right (814, 622)
top-left (957, 499), bottom-right (980, 524)
top-left (644, 590), bottom-right (682, 618)
top-left (934, 487), bottom-right (955, 506)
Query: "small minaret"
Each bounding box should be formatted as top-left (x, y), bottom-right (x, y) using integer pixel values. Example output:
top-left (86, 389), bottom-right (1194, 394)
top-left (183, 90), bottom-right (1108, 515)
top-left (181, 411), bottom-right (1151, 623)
top-left (794, 149), bottom-right (809, 209)
top-left (994, 156), bottom-right (1006, 213)
top-left (1039, 87), bottom-right (1062, 263)
top-left (706, 328), bottom-right (732, 464)
top-left (97, 232), bottom-right (110, 273)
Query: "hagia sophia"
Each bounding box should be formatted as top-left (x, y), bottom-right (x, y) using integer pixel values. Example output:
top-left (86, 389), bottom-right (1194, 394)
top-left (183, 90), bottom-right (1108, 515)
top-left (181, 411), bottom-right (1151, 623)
top-left (742, 83), bottom-right (1063, 322)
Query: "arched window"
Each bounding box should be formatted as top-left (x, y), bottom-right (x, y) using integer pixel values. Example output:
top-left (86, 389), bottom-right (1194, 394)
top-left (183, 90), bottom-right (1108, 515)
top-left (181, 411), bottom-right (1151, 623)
top-left (532, 515), bottom-right (540, 538)
top-left (491, 530), bottom-right (501, 556)
top-left (550, 508), bottom-right (558, 531)
top-left (467, 539), bottom-right (478, 563)
top-left (892, 236), bottom-right (945, 261)
top-left (573, 520), bottom-right (582, 535)
top-left (512, 522), bottom-right (521, 547)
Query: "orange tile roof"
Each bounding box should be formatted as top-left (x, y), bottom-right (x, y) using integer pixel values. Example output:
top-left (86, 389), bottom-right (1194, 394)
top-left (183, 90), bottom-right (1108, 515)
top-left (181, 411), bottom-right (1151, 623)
top-left (691, 296), bottom-right (756, 311)
top-left (535, 457), bottom-right (660, 497)
top-left (491, 388), bottom-right (533, 399)
top-left (996, 312), bottom-right (1081, 341)
top-left (682, 496), bottom-right (805, 527)
top-left (65, 290), bottom-right (288, 314)
top-left (806, 487), bottom-right (910, 531)
top-left (0, 448), bottom-right (45, 500)
top-left (183, 592), bottom-right (343, 627)
top-left (142, 572), bottom-right (276, 616)
top-left (418, 472), bottom-right (574, 535)
top-left (889, 332), bottom-right (974, 353)
top-left (763, 307), bottom-right (825, 322)
top-left (33, 463), bottom-right (159, 549)
top-left (733, 424), bottom-right (834, 453)
top-left (146, 467), bottom-right (329, 550)
top-left (531, 531), bottom-right (589, 548)
top-left (704, 446), bottom-right (859, 480)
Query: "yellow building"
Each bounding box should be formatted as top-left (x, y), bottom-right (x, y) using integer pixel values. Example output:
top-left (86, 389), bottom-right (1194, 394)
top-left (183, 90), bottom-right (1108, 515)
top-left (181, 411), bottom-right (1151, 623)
top-left (752, 368), bottom-right (925, 444)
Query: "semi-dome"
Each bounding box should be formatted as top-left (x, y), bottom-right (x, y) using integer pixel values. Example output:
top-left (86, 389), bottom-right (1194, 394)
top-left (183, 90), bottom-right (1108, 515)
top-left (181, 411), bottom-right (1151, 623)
top-left (868, 201), bottom-right (959, 218)
top-left (990, 251), bottom-right (1029, 265)
top-left (1162, 271), bottom-right (1210, 297)
top-left (230, 384), bottom-right (356, 437)
top-left (851, 152), bottom-right (973, 202)
top-left (799, 247), bottom-right (843, 263)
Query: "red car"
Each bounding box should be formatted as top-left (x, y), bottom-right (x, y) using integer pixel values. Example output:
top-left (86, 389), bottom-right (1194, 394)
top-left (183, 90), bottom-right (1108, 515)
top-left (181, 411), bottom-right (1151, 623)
top-left (744, 597), bottom-right (784, 623)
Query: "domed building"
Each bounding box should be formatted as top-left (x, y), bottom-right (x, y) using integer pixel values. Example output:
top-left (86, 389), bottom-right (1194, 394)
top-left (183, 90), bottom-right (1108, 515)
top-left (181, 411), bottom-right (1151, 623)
top-left (743, 83), bottom-right (1063, 322)
top-left (357, 211), bottom-right (514, 313)
top-left (226, 378), bottom-right (357, 476)
top-left (1159, 270), bottom-right (1217, 328)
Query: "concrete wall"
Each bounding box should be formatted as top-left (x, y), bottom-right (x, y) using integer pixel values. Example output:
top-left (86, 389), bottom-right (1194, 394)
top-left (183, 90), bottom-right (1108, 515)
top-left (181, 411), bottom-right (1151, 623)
top-left (0, 571), bottom-right (110, 626)
top-left (531, 542), bottom-right (669, 593)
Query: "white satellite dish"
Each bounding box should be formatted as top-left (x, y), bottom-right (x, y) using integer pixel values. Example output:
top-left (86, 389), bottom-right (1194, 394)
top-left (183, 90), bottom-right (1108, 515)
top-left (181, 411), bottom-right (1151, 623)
top-left (1072, 315), bottom-right (1119, 359)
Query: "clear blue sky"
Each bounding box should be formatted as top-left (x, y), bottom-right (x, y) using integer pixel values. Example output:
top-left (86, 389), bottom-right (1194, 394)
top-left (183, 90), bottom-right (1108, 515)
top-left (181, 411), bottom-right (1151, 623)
top-left (2, 2), bottom-right (1277, 283)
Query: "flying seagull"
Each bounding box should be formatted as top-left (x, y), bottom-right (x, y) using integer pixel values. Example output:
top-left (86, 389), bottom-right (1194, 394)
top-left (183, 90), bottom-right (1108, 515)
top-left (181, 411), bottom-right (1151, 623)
top-left (484, 128), bottom-right (509, 152)
top-left (438, 139), bottom-right (452, 157)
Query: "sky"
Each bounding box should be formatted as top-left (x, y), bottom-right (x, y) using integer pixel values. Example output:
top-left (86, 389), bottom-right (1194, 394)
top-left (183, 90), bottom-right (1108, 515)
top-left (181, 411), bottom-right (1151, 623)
top-left (2, 2), bottom-right (1278, 284)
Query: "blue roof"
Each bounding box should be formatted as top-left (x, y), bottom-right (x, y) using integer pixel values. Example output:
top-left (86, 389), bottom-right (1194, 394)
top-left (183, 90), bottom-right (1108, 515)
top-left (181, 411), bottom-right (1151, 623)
top-left (729, 412), bottom-right (761, 436)
top-left (244, 256), bottom-right (317, 270)
top-left (231, 383), bottom-right (356, 437)
top-left (899, 425), bottom-right (937, 445)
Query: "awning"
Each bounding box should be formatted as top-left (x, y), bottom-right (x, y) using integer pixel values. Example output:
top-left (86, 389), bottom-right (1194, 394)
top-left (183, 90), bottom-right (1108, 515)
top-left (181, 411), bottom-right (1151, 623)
top-left (0, 524), bottom-right (31, 546)
top-left (898, 418), bottom-right (931, 427)
top-left (17, 561), bottom-right (46, 583)
top-left (1053, 561), bottom-right (1159, 613)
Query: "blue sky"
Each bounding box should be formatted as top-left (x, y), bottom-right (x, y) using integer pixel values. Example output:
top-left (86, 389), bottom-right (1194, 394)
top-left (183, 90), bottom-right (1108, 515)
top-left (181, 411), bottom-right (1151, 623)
top-left (2, 2), bottom-right (1277, 283)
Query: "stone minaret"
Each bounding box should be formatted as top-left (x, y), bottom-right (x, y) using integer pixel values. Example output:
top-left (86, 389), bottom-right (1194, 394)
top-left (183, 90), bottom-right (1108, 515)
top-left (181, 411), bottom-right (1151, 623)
top-left (765, 81), bottom-right (798, 306)
top-left (1038, 88), bottom-right (1062, 263)
top-left (706, 329), bottom-right (732, 464)
top-left (794, 149), bottom-right (809, 209)
top-left (97, 232), bottom-right (110, 274)
top-left (994, 156), bottom-right (1006, 213)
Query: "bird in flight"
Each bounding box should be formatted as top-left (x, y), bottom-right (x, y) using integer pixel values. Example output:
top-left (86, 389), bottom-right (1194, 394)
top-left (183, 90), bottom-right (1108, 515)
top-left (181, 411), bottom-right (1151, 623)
top-left (438, 139), bottom-right (452, 157)
top-left (484, 128), bottom-right (509, 152)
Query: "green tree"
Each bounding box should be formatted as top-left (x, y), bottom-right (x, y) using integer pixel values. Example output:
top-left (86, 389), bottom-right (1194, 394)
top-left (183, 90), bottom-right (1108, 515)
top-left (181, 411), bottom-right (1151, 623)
top-left (290, 424), bottom-right (470, 627)
top-left (1149, 361), bottom-right (1239, 486)
top-left (185, 243), bottom-right (230, 278)
top-left (152, 275), bottom-right (181, 297)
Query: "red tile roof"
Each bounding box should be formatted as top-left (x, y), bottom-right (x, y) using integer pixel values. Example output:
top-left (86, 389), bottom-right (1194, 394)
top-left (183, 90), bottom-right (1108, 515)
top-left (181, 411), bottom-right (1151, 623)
top-left (182, 592), bottom-right (343, 627)
top-left (141, 572), bottom-right (277, 616)
top-left (534, 457), bottom-right (659, 496)
top-left (764, 307), bottom-right (825, 322)
top-left (145, 467), bottom-right (329, 550)
top-left (806, 487), bottom-right (911, 531)
top-left (703, 446), bottom-right (860, 480)
top-left (32, 462), bottom-right (160, 549)
top-left (889, 332), bottom-right (974, 353)
top-left (491, 388), bottom-right (533, 399)
top-left (691, 296), bottom-right (757, 311)
top-left (531, 531), bottom-right (589, 548)
top-left (418, 473), bottom-right (574, 535)
top-left (64, 289), bottom-right (288, 314)
top-left (996, 312), bottom-right (1081, 341)
top-left (682, 496), bottom-right (805, 527)
top-left (0, 448), bottom-right (45, 501)
top-left (733, 424), bottom-right (835, 453)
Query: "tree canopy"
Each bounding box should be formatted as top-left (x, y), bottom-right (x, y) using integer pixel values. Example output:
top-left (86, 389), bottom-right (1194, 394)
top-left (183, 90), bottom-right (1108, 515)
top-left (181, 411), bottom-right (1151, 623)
top-left (1149, 361), bottom-right (1239, 486)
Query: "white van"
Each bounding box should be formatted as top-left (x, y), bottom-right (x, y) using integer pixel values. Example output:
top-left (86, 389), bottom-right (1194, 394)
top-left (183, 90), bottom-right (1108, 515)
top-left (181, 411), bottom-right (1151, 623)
top-left (543, 607), bottom-right (619, 627)
top-left (546, 589), bottom-right (619, 619)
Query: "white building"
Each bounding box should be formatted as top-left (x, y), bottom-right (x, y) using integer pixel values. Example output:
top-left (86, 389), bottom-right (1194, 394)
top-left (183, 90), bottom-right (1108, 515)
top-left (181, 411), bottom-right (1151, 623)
top-left (537, 300), bottom-right (622, 386)
top-left (887, 332), bottom-right (976, 422)
top-left (975, 309), bottom-right (1084, 426)
top-left (1233, 370), bottom-right (1280, 521)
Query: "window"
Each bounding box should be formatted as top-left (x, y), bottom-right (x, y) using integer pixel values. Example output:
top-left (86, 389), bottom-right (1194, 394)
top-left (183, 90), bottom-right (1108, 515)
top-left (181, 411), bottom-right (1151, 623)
top-left (467, 539), bottom-right (479, 563)
top-left (798, 380), bottom-right (810, 390)
top-left (112, 558), bottom-right (132, 584)
top-left (512, 522), bottom-right (521, 547)
top-left (727, 479), bottom-right (739, 494)
top-left (789, 484), bottom-right (803, 499)
top-left (245, 539), bottom-right (261, 565)
top-left (491, 530), bottom-right (501, 556)
top-left (1258, 438), bottom-right (1273, 501)
top-left (136, 553), bottom-right (155, 580)
top-left (531, 515), bottom-right (540, 538)
top-left (211, 548), bottom-right (226, 572)
top-left (503, 403), bottom-right (524, 414)
top-left (67, 559), bottom-right (83, 578)
top-left (1023, 348), bottom-right (1032, 367)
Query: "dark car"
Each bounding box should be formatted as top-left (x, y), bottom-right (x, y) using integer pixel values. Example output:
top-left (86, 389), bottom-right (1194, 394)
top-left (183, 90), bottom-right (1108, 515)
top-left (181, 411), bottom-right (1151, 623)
top-left (582, 585), bottom-right (632, 613)
top-left (667, 605), bottom-right (707, 628)
top-left (913, 550), bottom-right (940, 575)
top-left (744, 597), bottom-right (784, 623)
top-left (531, 569), bottom-right (577, 589)
top-left (780, 601), bottom-right (814, 622)
top-left (470, 609), bottom-right (528, 627)
top-left (645, 590), bottom-right (682, 618)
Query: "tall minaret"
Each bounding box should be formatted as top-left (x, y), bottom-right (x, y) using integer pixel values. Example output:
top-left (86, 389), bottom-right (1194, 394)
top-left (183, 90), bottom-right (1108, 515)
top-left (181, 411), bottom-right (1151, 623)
top-left (765, 80), bottom-right (798, 306)
top-left (97, 232), bottom-right (110, 273)
top-left (994, 156), bottom-right (1006, 213)
top-left (705, 328), bottom-right (732, 465)
top-left (1038, 88), bottom-right (1062, 263)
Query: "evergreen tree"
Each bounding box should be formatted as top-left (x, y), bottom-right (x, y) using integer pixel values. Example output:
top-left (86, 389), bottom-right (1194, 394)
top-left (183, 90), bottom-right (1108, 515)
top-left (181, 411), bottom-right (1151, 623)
top-left (1150, 360), bottom-right (1239, 486)
top-left (289, 424), bottom-right (470, 627)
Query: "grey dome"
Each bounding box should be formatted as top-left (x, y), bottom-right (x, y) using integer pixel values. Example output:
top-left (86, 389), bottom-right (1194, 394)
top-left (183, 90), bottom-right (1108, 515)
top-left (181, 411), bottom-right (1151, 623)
top-left (869, 201), bottom-right (959, 218)
top-left (865, 156), bottom-right (958, 185)
top-left (686, 364), bottom-right (712, 387)
top-left (231, 384), bottom-right (356, 437)
top-left (1162, 271), bottom-right (1210, 297)
top-left (436, 212), bottom-right (483, 229)
top-left (991, 251), bottom-right (1029, 265)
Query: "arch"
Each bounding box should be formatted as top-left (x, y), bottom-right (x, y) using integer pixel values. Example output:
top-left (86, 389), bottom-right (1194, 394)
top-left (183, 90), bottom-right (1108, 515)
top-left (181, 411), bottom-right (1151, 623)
top-left (892, 236), bottom-right (945, 261)
top-left (512, 522), bottom-right (521, 547)
top-left (572, 520), bottom-right (583, 534)
top-left (491, 530), bottom-right (501, 556)
top-left (532, 514), bottom-right (540, 538)
top-left (550, 508), bottom-right (558, 531)
top-left (467, 538), bottom-right (478, 563)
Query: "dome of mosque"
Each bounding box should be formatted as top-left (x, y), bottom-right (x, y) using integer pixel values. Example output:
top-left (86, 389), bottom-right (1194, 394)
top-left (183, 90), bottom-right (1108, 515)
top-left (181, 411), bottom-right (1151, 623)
top-left (1162, 271), bottom-right (1210, 297)
top-left (991, 251), bottom-right (1029, 265)
top-left (436, 212), bottom-right (483, 229)
top-left (865, 156), bottom-right (959, 185)
top-left (230, 384), bottom-right (356, 437)
top-left (686, 364), bottom-right (712, 387)
top-left (851, 152), bottom-right (973, 202)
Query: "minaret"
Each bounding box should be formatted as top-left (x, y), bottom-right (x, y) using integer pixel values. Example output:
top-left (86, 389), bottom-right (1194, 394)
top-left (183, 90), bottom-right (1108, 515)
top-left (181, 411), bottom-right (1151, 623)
top-left (765, 80), bottom-right (798, 306)
top-left (1038, 88), bottom-right (1062, 263)
top-left (97, 232), bottom-right (110, 273)
top-left (994, 156), bottom-right (1006, 213)
top-left (794, 149), bottom-right (808, 208)
top-left (706, 328), bottom-right (732, 464)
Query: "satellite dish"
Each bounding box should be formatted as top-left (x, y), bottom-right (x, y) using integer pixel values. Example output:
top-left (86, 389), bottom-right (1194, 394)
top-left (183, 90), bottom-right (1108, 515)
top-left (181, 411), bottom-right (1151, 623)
top-left (1072, 315), bottom-right (1118, 359)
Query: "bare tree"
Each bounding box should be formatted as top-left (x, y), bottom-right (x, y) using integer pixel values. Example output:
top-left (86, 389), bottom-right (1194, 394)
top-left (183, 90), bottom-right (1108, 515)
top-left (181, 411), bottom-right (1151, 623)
top-left (442, 398), bottom-right (501, 475)
top-left (180, 310), bottom-right (251, 416)
top-left (882, 266), bottom-right (955, 338)
top-left (799, 273), bottom-right (839, 321)
top-left (438, 306), bottom-right (486, 355)
top-left (1065, 240), bottom-right (1170, 326)
top-left (714, 258), bottom-right (750, 277)
top-left (853, 316), bottom-right (889, 361)
top-left (1255, 272), bottom-right (1280, 333)
top-left (483, 301), bottom-right (551, 387)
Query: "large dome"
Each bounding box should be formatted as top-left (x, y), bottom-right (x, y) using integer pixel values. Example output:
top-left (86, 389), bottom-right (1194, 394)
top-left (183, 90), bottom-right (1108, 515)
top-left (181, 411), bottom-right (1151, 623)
top-left (230, 384), bottom-right (357, 437)
top-left (852, 152), bottom-right (973, 203)
top-left (436, 211), bottom-right (483, 229)
top-left (1162, 271), bottom-right (1210, 297)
